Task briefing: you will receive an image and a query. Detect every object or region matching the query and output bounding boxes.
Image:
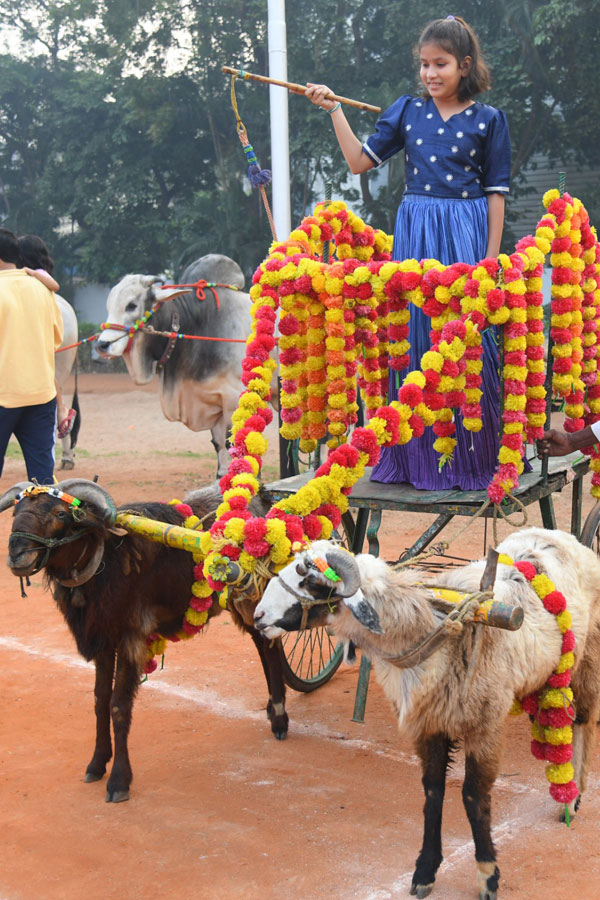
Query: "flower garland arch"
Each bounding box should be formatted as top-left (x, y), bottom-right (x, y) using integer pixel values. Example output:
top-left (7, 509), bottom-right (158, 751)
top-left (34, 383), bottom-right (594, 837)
top-left (146, 191), bottom-right (600, 694)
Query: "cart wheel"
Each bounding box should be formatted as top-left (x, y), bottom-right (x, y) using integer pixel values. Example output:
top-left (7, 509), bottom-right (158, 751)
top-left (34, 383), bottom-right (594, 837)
top-left (580, 504), bottom-right (600, 552)
top-left (280, 630), bottom-right (343, 692)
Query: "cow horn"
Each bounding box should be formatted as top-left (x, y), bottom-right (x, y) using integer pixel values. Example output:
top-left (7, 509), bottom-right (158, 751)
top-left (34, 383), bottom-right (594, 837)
top-left (56, 479), bottom-right (117, 525)
top-left (0, 482), bottom-right (35, 513)
top-left (325, 548), bottom-right (362, 598)
top-left (58, 537), bottom-right (105, 587)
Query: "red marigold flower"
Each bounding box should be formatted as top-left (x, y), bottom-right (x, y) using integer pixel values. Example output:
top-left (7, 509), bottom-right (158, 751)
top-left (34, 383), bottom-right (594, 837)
top-left (243, 539), bottom-right (270, 557)
top-left (189, 596), bottom-right (213, 613)
top-left (546, 670), bottom-right (572, 689)
top-left (521, 694), bottom-right (538, 716)
top-left (549, 781), bottom-right (579, 804)
top-left (530, 739), bottom-right (546, 761)
top-left (279, 315), bottom-right (300, 335)
top-left (398, 383), bottom-right (424, 406)
top-left (539, 705), bottom-right (573, 728)
top-left (514, 560), bottom-right (538, 581)
top-left (409, 414), bottom-right (425, 438)
top-left (303, 514), bottom-right (322, 540)
top-left (351, 428), bottom-right (380, 465)
top-left (562, 630), bottom-right (576, 653)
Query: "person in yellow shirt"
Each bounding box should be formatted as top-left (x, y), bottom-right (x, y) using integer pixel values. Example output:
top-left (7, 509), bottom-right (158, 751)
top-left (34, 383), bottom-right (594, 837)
top-left (0, 227), bottom-right (64, 484)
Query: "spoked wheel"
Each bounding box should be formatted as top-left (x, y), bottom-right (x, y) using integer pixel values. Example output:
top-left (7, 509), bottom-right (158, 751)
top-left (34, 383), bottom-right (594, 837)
top-left (580, 503), bottom-right (600, 552)
top-left (280, 629), bottom-right (343, 692)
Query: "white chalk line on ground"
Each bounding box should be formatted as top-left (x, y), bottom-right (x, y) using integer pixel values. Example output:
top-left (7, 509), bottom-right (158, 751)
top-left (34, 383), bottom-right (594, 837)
top-left (3, 633), bottom-right (595, 900)
top-left (0, 633), bottom-right (536, 791)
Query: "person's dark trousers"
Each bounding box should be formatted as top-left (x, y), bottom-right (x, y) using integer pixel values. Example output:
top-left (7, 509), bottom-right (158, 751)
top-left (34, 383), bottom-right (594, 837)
top-left (0, 398), bottom-right (57, 484)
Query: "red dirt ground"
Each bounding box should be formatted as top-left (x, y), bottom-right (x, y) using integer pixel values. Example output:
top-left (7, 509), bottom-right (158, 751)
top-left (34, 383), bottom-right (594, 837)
top-left (1, 373), bottom-right (600, 900)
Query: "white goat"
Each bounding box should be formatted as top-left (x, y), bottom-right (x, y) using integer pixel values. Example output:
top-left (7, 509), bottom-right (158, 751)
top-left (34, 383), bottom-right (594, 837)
top-left (254, 528), bottom-right (600, 900)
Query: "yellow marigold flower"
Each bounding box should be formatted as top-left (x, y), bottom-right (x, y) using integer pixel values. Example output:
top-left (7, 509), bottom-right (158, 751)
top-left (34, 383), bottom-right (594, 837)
top-left (531, 573), bottom-right (554, 598)
top-left (555, 651), bottom-right (575, 674)
top-left (463, 418), bottom-right (482, 432)
top-left (433, 436), bottom-right (456, 455)
top-left (369, 417), bottom-right (390, 442)
top-left (546, 762), bottom-right (574, 784)
top-left (245, 432), bottom-right (268, 456)
top-left (497, 553), bottom-right (514, 566)
top-left (509, 698), bottom-right (523, 716)
top-left (557, 609), bottom-right (572, 633)
top-left (192, 579), bottom-right (214, 599)
top-left (505, 395), bottom-right (527, 412)
top-left (398, 421), bottom-right (414, 444)
top-left (200, 531), bottom-right (214, 555)
top-left (415, 402), bottom-right (436, 426)
top-left (223, 517), bottom-right (247, 543)
top-left (488, 308), bottom-right (511, 325)
top-left (438, 376), bottom-right (457, 393)
top-left (421, 350), bottom-right (444, 372)
top-left (185, 608), bottom-right (209, 627)
top-left (499, 447), bottom-right (522, 465)
top-left (403, 371), bottom-right (426, 388)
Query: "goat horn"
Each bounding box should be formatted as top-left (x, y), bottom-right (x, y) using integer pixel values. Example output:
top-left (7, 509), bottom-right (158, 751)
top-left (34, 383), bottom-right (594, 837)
top-left (325, 548), bottom-right (361, 597)
top-left (56, 479), bottom-right (117, 525)
top-left (0, 481), bottom-right (35, 513)
top-left (58, 537), bottom-right (105, 587)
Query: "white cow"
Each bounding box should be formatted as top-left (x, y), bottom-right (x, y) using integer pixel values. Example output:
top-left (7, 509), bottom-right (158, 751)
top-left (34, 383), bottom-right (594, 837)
top-left (96, 254), bottom-right (277, 477)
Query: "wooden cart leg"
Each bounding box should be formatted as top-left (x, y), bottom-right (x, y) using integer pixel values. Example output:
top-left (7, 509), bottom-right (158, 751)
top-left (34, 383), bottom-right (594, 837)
top-left (539, 495), bottom-right (557, 530)
top-left (570, 476), bottom-right (583, 540)
top-left (352, 654), bottom-right (372, 723)
top-left (351, 508), bottom-right (371, 554)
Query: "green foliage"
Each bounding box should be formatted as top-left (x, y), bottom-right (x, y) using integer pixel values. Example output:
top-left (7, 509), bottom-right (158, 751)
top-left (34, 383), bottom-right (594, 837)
top-left (0, 0), bottom-right (599, 289)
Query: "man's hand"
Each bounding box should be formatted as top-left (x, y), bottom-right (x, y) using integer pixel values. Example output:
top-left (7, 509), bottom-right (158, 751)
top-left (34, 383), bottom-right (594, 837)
top-left (536, 429), bottom-right (574, 458)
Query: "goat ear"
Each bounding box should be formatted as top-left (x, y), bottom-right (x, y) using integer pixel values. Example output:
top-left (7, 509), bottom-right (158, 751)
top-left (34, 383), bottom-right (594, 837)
top-left (108, 526), bottom-right (128, 536)
top-left (344, 591), bottom-right (384, 634)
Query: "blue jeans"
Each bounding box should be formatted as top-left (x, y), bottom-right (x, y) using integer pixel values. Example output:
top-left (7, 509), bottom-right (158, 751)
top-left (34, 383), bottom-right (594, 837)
top-left (0, 398), bottom-right (57, 484)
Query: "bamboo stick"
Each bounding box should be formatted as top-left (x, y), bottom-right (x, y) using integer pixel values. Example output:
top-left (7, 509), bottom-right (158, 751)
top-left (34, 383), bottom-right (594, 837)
top-left (222, 66), bottom-right (381, 113)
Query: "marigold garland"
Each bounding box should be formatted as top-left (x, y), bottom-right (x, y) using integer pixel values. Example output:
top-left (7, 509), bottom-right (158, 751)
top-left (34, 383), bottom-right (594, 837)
top-left (172, 192), bottom-right (600, 665)
top-left (499, 552), bottom-right (578, 809)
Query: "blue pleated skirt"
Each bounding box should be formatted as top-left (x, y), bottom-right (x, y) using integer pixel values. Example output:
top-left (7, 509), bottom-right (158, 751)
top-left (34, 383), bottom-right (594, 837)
top-left (371, 194), bottom-right (501, 490)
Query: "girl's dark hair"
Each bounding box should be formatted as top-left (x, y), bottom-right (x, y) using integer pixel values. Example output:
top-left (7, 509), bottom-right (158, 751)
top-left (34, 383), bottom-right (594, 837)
top-left (17, 233), bottom-right (54, 275)
top-left (417, 16), bottom-right (490, 102)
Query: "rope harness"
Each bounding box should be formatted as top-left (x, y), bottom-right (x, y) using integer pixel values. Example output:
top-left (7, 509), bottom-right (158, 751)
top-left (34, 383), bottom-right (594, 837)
top-left (100, 279), bottom-right (241, 359)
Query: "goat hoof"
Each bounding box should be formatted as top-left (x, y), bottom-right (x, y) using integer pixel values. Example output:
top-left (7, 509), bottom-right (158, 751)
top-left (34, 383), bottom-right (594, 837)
top-left (273, 727), bottom-right (288, 741)
top-left (84, 771), bottom-right (104, 783)
top-left (106, 789), bottom-right (129, 803)
top-left (410, 885), bottom-right (434, 899)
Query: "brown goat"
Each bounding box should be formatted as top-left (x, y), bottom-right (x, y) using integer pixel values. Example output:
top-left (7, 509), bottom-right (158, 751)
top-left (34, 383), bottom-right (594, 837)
top-left (1, 479), bottom-right (288, 802)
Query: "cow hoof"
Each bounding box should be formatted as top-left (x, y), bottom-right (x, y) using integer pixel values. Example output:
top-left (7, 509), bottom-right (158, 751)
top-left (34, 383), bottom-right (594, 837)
top-left (84, 771), bottom-right (104, 783)
top-left (106, 789), bottom-right (130, 803)
top-left (60, 459), bottom-right (75, 470)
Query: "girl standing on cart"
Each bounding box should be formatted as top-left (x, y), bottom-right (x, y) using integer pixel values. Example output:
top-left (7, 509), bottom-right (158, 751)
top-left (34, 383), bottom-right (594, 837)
top-left (306, 15), bottom-right (510, 490)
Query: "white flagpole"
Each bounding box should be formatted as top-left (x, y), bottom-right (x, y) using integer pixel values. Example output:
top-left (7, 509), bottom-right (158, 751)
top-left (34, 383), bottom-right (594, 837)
top-left (267, 0), bottom-right (291, 242)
